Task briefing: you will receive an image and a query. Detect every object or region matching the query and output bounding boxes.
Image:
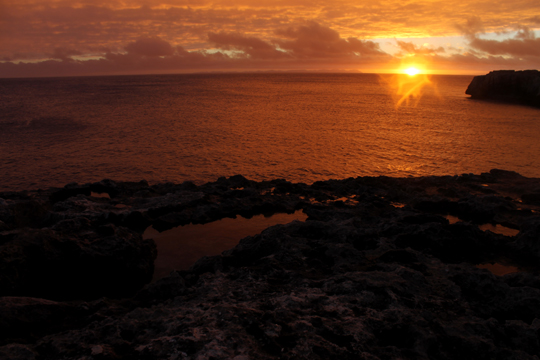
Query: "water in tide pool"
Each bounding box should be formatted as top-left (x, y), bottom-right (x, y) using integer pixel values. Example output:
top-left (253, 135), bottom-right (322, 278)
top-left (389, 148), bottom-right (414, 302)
top-left (1, 73), bottom-right (540, 192)
top-left (144, 210), bottom-right (308, 281)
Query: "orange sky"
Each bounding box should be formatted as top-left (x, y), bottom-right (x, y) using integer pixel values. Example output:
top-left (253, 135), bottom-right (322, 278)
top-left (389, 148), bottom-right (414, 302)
top-left (0, 0), bottom-right (539, 77)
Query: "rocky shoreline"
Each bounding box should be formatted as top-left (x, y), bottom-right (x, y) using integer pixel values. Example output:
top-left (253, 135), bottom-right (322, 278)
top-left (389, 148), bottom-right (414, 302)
top-left (1, 170), bottom-right (540, 359)
top-left (466, 70), bottom-right (540, 107)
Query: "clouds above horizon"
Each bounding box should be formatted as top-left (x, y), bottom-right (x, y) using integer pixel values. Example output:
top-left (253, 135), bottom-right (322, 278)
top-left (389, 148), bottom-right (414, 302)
top-left (459, 18), bottom-right (540, 58)
top-left (0, 0), bottom-right (539, 77)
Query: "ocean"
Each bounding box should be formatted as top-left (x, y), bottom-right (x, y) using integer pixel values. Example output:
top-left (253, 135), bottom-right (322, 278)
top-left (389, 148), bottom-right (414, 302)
top-left (1, 73), bottom-right (539, 192)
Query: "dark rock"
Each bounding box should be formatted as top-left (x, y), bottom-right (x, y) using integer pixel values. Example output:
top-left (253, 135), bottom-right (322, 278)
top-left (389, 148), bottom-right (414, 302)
top-left (521, 193), bottom-right (540, 205)
top-left (0, 344), bottom-right (38, 360)
top-left (0, 297), bottom-right (84, 345)
top-left (1, 170), bottom-right (540, 359)
top-left (509, 217), bottom-right (540, 261)
top-left (134, 271), bottom-right (187, 303)
top-left (89, 179), bottom-right (120, 198)
top-left (377, 249), bottom-right (421, 264)
top-left (466, 70), bottom-right (540, 107)
top-left (0, 225), bottom-right (156, 300)
top-left (152, 211), bottom-right (190, 231)
top-left (401, 214), bottom-right (449, 225)
top-left (120, 210), bottom-right (151, 232)
top-left (4, 199), bottom-right (51, 229)
top-left (489, 168), bottom-right (524, 179)
top-left (49, 183), bottom-right (91, 203)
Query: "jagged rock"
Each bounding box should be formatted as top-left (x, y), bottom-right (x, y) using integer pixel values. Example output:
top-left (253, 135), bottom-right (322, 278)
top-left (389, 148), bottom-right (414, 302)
top-left (466, 70), bottom-right (540, 107)
top-left (0, 171), bottom-right (539, 359)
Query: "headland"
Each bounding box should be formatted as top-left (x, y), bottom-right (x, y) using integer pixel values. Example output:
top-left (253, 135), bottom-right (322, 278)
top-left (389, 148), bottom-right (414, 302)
top-left (466, 70), bottom-right (540, 107)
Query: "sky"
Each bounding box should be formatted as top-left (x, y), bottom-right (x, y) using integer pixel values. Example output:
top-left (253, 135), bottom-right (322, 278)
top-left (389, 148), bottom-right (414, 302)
top-left (0, 0), bottom-right (539, 77)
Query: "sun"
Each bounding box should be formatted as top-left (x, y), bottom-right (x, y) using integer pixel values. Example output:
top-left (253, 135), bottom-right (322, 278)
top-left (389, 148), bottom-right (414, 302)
top-left (404, 67), bottom-right (420, 76)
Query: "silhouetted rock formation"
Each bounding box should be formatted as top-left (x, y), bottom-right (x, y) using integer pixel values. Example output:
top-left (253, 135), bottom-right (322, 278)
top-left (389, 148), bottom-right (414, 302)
top-left (1, 170), bottom-right (540, 359)
top-left (466, 70), bottom-right (540, 107)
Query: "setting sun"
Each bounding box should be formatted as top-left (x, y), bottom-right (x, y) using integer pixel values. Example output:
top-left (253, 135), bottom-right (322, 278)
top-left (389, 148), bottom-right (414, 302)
top-left (404, 67), bottom-right (420, 76)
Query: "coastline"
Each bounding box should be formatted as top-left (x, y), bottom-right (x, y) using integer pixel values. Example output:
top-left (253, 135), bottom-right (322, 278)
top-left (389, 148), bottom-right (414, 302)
top-left (2, 170), bottom-right (540, 359)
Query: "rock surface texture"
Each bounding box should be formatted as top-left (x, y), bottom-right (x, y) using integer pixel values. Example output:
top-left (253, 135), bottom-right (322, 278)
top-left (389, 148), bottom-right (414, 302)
top-left (466, 70), bottom-right (540, 107)
top-left (1, 170), bottom-right (540, 359)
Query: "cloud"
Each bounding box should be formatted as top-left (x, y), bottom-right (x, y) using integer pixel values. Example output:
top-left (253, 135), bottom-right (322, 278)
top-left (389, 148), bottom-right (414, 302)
top-left (208, 32), bottom-right (289, 59)
top-left (207, 22), bottom-right (386, 61)
top-left (430, 51), bottom-right (540, 73)
top-left (529, 16), bottom-right (540, 24)
top-left (469, 37), bottom-right (540, 58)
top-left (125, 37), bottom-right (175, 57)
top-left (1, 1), bottom-right (540, 76)
top-left (455, 16), bottom-right (485, 39)
top-left (396, 41), bottom-right (445, 55)
top-left (275, 22), bottom-right (385, 58)
top-left (50, 47), bottom-right (83, 61)
top-left (0, 25), bottom-right (393, 78)
top-left (458, 19), bottom-right (540, 59)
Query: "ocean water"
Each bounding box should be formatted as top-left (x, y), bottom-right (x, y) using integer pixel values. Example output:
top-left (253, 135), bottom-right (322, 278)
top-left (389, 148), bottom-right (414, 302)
top-left (1, 73), bottom-right (539, 192)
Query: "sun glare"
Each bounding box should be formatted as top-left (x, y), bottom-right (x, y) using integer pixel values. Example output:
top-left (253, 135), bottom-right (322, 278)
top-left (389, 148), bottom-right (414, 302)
top-left (404, 67), bottom-right (420, 76)
top-left (380, 60), bottom-right (437, 108)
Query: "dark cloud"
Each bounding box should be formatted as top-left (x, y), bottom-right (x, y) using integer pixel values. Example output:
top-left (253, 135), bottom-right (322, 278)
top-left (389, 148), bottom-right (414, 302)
top-left (125, 37), bottom-right (175, 57)
top-left (208, 32), bottom-right (289, 59)
top-left (275, 22), bottom-right (385, 58)
top-left (529, 16), bottom-right (540, 24)
top-left (208, 22), bottom-right (386, 61)
top-left (50, 47), bottom-right (82, 61)
top-left (469, 37), bottom-right (540, 58)
top-left (1, 0), bottom-right (539, 78)
top-left (455, 16), bottom-right (484, 39)
top-left (431, 51), bottom-right (540, 73)
top-left (0, 25), bottom-right (392, 78)
top-left (458, 19), bottom-right (540, 59)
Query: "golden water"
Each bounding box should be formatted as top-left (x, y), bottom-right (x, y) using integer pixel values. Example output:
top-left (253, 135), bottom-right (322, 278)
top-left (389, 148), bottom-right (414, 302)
top-left (1, 73), bottom-right (539, 191)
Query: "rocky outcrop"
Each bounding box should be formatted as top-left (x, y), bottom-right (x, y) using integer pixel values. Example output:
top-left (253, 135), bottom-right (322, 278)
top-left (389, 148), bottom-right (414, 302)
top-left (466, 70), bottom-right (540, 107)
top-left (0, 223), bottom-right (156, 300)
top-left (1, 170), bottom-right (540, 359)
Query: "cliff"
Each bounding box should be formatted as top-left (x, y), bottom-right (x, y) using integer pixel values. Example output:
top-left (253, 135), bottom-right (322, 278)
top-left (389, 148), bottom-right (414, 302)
top-left (466, 70), bottom-right (540, 107)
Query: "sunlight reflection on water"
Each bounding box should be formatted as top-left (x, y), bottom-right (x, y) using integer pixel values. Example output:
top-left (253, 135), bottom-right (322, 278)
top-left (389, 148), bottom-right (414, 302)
top-left (1, 73), bottom-right (540, 191)
top-left (379, 73), bottom-right (439, 108)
